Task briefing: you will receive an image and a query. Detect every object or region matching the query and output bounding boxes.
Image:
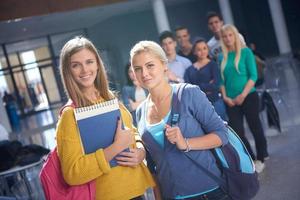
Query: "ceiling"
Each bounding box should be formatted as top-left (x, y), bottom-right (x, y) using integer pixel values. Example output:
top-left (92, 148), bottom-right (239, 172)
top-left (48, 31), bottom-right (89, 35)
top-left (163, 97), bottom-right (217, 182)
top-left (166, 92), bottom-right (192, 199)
top-left (0, 0), bottom-right (191, 45)
top-left (0, 0), bottom-right (147, 44)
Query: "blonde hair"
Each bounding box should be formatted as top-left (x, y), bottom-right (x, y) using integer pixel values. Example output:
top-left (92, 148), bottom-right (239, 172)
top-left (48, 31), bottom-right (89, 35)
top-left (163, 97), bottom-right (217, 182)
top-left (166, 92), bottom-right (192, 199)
top-left (59, 36), bottom-right (113, 107)
top-left (220, 24), bottom-right (246, 79)
top-left (130, 40), bottom-right (168, 65)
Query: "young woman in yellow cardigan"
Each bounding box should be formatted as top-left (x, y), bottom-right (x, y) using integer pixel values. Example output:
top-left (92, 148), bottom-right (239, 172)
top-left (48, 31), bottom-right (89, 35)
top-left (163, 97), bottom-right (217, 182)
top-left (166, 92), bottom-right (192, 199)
top-left (56, 36), bottom-right (154, 200)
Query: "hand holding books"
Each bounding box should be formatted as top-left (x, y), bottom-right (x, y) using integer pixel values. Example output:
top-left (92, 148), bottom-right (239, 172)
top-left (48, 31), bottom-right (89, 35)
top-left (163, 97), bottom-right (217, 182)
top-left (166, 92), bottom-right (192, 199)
top-left (113, 119), bottom-right (146, 167)
top-left (116, 148), bottom-right (146, 167)
top-left (75, 98), bottom-right (135, 167)
top-left (113, 119), bottom-right (134, 151)
top-left (101, 118), bottom-right (134, 165)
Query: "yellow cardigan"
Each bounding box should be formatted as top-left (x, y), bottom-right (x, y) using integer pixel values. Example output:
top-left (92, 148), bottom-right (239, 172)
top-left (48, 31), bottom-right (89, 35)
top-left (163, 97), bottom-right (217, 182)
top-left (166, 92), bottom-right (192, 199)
top-left (56, 103), bottom-right (155, 200)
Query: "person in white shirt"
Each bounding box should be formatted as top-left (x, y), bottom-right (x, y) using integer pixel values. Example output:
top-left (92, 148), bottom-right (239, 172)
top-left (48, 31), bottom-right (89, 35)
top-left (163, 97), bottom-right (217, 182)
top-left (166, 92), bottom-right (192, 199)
top-left (207, 11), bottom-right (245, 63)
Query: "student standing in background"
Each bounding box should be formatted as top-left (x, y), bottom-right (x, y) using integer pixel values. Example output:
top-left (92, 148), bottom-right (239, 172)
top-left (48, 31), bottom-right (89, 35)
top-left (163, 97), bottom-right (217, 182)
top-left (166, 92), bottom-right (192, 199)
top-left (175, 26), bottom-right (197, 63)
top-left (159, 31), bottom-right (191, 83)
top-left (219, 25), bottom-right (268, 173)
top-left (184, 38), bottom-right (227, 121)
top-left (207, 12), bottom-right (246, 63)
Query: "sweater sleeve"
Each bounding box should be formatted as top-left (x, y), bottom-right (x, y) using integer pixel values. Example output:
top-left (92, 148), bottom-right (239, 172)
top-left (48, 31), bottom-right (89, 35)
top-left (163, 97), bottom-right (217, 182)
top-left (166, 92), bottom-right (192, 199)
top-left (245, 48), bottom-right (258, 82)
top-left (57, 107), bottom-right (111, 185)
top-left (185, 85), bottom-right (228, 145)
top-left (199, 61), bottom-right (221, 91)
top-left (183, 67), bottom-right (191, 83)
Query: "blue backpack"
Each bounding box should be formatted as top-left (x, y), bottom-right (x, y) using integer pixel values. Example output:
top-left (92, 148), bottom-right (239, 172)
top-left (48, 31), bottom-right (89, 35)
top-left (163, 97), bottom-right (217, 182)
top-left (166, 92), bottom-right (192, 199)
top-left (171, 84), bottom-right (259, 200)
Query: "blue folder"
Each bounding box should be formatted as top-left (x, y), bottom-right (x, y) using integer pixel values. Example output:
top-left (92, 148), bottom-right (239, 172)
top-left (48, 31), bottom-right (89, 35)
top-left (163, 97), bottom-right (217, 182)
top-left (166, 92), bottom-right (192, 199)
top-left (74, 99), bottom-right (121, 167)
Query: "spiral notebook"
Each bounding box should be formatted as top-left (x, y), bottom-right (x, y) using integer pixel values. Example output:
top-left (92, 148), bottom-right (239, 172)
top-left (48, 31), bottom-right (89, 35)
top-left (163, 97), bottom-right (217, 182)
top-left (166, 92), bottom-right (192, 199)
top-left (74, 98), bottom-right (121, 167)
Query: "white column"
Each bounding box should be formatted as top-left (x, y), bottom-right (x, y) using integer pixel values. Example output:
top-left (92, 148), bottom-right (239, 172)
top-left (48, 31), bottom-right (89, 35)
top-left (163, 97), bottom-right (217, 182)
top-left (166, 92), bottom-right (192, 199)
top-left (151, 0), bottom-right (171, 33)
top-left (268, 0), bottom-right (291, 54)
top-left (218, 0), bottom-right (234, 24)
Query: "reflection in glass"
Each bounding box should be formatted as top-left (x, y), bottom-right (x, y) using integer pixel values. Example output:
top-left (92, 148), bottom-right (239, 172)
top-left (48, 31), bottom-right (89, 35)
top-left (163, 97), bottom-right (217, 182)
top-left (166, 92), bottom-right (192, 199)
top-left (20, 50), bottom-right (49, 111)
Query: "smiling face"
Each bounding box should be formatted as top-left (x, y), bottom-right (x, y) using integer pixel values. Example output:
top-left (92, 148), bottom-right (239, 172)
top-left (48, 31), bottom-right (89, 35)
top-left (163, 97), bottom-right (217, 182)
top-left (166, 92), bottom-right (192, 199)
top-left (131, 51), bottom-right (167, 90)
top-left (69, 48), bottom-right (98, 92)
top-left (194, 41), bottom-right (209, 60)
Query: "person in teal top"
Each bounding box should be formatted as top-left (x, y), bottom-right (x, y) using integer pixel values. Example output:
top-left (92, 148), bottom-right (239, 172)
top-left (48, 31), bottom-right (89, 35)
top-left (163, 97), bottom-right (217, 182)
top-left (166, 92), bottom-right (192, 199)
top-left (219, 24), bottom-right (268, 174)
top-left (220, 47), bottom-right (257, 98)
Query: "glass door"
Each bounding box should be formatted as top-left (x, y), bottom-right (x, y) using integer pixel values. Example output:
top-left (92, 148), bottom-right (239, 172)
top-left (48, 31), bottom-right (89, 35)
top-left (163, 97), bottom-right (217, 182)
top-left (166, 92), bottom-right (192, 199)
top-left (20, 50), bottom-right (49, 111)
top-left (5, 38), bottom-right (61, 115)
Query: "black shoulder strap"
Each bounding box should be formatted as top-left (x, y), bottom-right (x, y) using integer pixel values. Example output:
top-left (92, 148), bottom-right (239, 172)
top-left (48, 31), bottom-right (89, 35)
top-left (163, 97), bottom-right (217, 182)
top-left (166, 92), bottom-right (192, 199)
top-left (171, 83), bottom-right (226, 187)
top-left (136, 100), bottom-right (147, 125)
top-left (170, 83), bottom-right (187, 126)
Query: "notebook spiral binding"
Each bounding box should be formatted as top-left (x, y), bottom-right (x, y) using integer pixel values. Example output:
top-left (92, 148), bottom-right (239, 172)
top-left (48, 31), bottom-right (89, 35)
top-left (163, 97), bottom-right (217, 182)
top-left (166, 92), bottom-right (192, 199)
top-left (75, 98), bottom-right (118, 114)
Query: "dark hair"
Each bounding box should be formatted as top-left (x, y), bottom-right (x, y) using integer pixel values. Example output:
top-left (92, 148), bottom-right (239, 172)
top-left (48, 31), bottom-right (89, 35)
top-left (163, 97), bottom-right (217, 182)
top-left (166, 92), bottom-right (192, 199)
top-left (159, 30), bottom-right (175, 43)
top-left (192, 37), bottom-right (209, 56)
top-left (207, 11), bottom-right (223, 22)
top-left (125, 62), bottom-right (133, 86)
top-left (174, 26), bottom-right (188, 32)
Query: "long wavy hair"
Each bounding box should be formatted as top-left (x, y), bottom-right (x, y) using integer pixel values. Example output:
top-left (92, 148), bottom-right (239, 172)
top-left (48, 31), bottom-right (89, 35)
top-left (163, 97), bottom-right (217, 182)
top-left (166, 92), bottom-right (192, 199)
top-left (220, 24), bottom-right (246, 79)
top-left (59, 36), bottom-right (113, 107)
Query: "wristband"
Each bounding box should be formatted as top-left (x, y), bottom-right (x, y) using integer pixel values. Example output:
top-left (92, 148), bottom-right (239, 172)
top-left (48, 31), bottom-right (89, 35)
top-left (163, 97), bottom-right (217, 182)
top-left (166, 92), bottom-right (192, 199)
top-left (183, 138), bottom-right (191, 152)
top-left (136, 140), bottom-right (145, 149)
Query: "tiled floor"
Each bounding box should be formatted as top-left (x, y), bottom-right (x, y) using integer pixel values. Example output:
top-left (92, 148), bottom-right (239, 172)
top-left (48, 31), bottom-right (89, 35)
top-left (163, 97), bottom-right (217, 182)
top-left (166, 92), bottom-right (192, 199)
top-left (4, 55), bottom-right (300, 200)
top-left (249, 56), bottom-right (300, 200)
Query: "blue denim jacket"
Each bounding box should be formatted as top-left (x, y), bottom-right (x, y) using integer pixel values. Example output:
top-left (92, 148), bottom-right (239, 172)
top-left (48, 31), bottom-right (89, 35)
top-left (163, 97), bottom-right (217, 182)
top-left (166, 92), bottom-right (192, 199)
top-left (122, 85), bottom-right (148, 125)
top-left (121, 85), bottom-right (148, 112)
top-left (136, 83), bottom-right (228, 199)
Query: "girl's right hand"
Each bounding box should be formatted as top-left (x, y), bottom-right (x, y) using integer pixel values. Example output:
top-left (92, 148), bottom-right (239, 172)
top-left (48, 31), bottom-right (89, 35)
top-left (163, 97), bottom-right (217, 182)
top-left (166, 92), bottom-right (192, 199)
top-left (165, 124), bottom-right (186, 150)
top-left (113, 119), bottom-right (134, 151)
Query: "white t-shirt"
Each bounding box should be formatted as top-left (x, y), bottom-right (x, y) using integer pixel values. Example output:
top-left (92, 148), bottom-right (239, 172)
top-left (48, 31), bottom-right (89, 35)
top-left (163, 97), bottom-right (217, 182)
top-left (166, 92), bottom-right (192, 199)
top-left (168, 54), bottom-right (192, 80)
top-left (208, 34), bottom-right (246, 61)
top-left (135, 87), bottom-right (147, 102)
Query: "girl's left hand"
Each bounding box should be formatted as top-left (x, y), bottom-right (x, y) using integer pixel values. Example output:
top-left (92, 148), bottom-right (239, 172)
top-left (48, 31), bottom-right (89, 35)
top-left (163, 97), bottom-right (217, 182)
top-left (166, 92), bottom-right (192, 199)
top-left (234, 94), bottom-right (246, 105)
top-left (165, 124), bottom-right (187, 150)
top-left (116, 148), bottom-right (145, 167)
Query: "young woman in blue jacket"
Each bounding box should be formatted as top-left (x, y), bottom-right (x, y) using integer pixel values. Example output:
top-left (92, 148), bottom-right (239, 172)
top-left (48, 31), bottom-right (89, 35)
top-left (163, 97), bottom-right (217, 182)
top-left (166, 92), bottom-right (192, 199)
top-left (130, 40), bottom-right (231, 200)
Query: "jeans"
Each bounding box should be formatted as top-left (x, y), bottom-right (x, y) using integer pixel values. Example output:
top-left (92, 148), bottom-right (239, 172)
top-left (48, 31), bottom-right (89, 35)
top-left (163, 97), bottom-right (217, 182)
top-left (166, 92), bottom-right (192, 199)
top-left (213, 98), bottom-right (228, 122)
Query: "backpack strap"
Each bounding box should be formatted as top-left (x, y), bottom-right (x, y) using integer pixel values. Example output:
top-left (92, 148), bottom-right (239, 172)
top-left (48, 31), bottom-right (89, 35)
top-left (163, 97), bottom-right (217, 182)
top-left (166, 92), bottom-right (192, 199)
top-left (59, 99), bottom-right (75, 117)
top-left (170, 83), bottom-right (187, 126)
top-left (171, 83), bottom-right (226, 187)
